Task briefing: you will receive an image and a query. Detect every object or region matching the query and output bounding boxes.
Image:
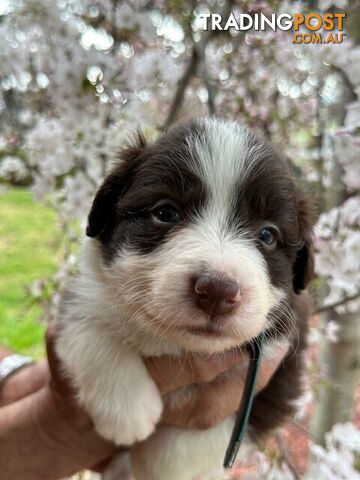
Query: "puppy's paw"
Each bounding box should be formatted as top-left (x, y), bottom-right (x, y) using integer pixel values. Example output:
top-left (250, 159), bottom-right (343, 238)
top-left (93, 391), bottom-right (163, 446)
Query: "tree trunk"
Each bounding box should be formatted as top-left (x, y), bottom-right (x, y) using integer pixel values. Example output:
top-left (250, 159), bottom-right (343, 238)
top-left (310, 310), bottom-right (360, 444)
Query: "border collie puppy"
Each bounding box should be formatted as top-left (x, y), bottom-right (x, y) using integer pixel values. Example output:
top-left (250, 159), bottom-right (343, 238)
top-left (56, 117), bottom-right (314, 480)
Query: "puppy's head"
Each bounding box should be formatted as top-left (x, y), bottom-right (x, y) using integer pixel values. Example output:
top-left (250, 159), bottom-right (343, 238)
top-left (87, 118), bottom-right (314, 353)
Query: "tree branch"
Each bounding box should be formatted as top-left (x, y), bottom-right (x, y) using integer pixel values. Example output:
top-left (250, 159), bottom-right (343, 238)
top-left (162, 47), bottom-right (199, 130)
top-left (199, 53), bottom-right (216, 115)
top-left (162, 0), bottom-right (233, 129)
top-left (314, 292), bottom-right (360, 315)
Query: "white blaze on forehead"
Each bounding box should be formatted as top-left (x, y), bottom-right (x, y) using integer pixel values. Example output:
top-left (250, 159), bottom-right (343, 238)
top-left (187, 118), bottom-right (268, 227)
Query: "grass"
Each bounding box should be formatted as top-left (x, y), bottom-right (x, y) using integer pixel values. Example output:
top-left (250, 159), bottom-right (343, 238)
top-left (0, 188), bottom-right (61, 358)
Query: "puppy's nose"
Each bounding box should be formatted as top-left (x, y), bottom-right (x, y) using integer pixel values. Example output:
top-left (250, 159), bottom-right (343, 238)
top-left (193, 273), bottom-right (240, 317)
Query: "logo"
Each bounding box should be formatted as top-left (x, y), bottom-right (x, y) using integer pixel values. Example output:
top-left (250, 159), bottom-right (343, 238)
top-left (198, 12), bottom-right (347, 45)
top-left (292, 13), bottom-right (346, 44)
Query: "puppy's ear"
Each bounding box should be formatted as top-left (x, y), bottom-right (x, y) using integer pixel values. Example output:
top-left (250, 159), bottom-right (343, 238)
top-left (292, 191), bottom-right (315, 294)
top-left (86, 132), bottom-right (147, 238)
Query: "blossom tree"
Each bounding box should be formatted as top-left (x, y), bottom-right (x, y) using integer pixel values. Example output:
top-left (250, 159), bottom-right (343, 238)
top-left (0, 0), bottom-right (359, 478)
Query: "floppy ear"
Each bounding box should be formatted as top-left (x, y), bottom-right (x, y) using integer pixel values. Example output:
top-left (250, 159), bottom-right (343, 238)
top-left (292, 191), bottom-right (315, 294)
top-left (86, 132), bottom-right (146, 238)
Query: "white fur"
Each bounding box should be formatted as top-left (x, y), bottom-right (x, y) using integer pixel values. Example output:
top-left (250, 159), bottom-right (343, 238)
top-left (56, 119), bottom-right (286, 479)
top-left (190, 118), bottom-right (265, 206)
top-left (56, 307), bottom-right (163, 445)
top-left (131, 418), bottom-right (253, 480)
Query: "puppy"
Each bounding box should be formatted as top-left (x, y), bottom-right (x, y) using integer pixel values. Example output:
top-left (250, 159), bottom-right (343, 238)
top-left (56, 117), bottom-right (314, 480)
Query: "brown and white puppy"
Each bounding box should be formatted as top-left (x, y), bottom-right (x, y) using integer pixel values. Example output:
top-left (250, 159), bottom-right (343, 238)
top-left (56, 117), bottom-right (314, 480)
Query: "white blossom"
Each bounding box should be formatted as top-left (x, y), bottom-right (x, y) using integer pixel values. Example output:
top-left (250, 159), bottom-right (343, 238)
top-left (318, 0), bottom-right (348, 10)
top-left (115, 3), bottom-right (138, 30)
top-left (324, 320), bottom-right (341, 343)
top-left (306, 423), bottom-right (360, 480)
top-left (27, 119), bottom-right (74, 177)
top-left (0, 156), bottom-right (28, 182)
top-left (344, 101), bottom-right (360, 130)
top-left (333, 133), bottom-right (360, 192)
top-left (61, 172), bottom-right (95, 221)
top-left (315, 196), bottom-right (360, 308)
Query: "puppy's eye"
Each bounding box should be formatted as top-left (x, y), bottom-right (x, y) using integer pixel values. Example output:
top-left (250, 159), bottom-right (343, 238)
top-left (258, 227), bottom-right (277, 248)
top-left (152, 205), bottom-right (180, 224)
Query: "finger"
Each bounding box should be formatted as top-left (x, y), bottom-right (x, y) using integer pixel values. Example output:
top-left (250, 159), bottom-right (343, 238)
top-left (45, 323), bottom-right (61, 382)
top-left (145, 349), bottom-right (248, 396)
top-left (162, 373), bottom-right (246, 429)
top-left (0, 361), bottom-right (49, 407)
top-left (45, 324), bottom-right (94, 429)
top-left (257, 340), bottom-right (290, 391)
top-left (12, 360), bottom-right (49, 395)
top-left (45, 324), bottom-right (78, 400)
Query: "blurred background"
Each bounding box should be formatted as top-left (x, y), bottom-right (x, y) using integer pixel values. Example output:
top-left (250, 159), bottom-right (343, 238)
top-left (0, 0), bottom-right (359, 478)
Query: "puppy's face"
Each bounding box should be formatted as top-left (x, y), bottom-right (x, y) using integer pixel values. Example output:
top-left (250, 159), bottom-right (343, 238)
top-left (87, 118), bottom-right (313, 353)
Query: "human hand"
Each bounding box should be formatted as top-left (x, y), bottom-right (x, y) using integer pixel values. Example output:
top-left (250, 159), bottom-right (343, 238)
top-left (146, 343), bottom-right (289, 430)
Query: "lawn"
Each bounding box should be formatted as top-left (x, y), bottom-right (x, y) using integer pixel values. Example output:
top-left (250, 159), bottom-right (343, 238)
top-left (0, 188), bottom-right (62, 358)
